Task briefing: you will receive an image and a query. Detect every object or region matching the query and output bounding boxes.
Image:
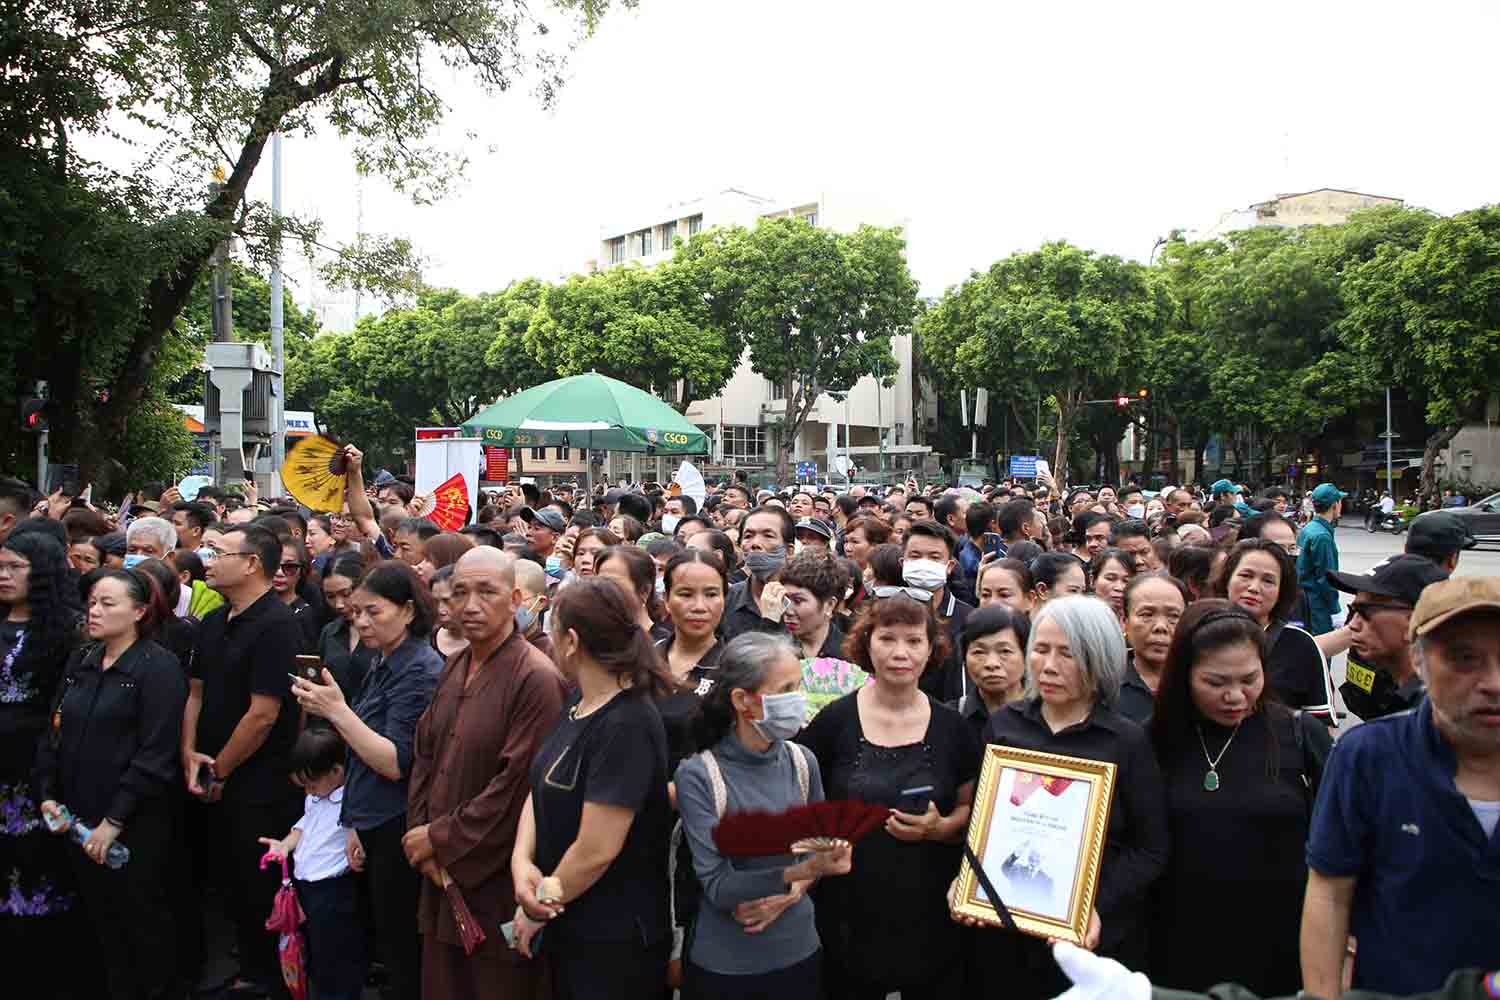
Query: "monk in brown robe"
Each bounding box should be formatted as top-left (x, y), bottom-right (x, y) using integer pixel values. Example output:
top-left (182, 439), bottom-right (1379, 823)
top-left (405, 547), bottom-right (566, 999)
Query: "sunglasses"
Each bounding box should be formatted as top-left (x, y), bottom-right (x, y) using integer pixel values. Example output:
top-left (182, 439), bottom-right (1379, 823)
top-left (872, 585), bottom-right (933, 602)
top-left (1348, 600), bottom-right (1411, 621)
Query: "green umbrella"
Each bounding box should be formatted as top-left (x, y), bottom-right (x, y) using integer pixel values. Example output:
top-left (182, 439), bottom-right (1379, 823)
top-left (461, 373), bottom-right (709, 455)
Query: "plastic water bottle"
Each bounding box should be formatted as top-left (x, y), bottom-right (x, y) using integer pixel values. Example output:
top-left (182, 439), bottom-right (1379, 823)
top-left (43, 806), bottom-right (130, 869)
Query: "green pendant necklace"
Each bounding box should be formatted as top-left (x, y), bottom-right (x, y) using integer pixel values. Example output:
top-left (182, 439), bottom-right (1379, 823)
top-left (1196, 721), bottom-right (1242, 792)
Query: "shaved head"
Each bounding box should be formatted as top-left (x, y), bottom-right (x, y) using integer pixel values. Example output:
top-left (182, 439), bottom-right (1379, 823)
top-left (452, 546), bottom-right (520, 647)
top-left (512, 558), bottom-right (545, 597)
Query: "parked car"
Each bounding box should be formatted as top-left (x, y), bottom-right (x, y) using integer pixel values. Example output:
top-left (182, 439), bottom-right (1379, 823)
top-left (1427, 492), bottom-right (1500, 548)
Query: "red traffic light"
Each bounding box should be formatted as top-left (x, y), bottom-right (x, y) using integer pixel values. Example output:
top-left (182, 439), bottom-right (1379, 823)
top-left (1115, 395), bottom-right (1130, 408)
top-left (20, 398), bottom-right (47, 433)
top-left (1137, 388), bottom-right (1149, 398)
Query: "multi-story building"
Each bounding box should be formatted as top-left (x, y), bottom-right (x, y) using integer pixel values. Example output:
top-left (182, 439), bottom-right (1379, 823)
top-left (1194, 187), bottom-right (1403, 241)
top-left (593, 188), bottom-right (932, 484)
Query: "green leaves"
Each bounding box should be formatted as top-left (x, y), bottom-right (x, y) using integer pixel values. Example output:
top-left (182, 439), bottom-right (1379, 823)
top-left (674, 218), bottom-right (916, 478)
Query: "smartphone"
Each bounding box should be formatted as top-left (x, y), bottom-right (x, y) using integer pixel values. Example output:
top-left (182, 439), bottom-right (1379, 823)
top-left (982, 532), bottom-right (1003, 553)
top-left (499, 921), bottom-right (544, 955)
top-left (898, 784), bottom-right (934, 814)
top-left (295, 655), bottom-right (325, 684)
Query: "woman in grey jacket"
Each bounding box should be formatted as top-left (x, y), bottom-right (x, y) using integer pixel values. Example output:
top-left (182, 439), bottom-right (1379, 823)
top-left (674, 631), bottom-right (852, 1000)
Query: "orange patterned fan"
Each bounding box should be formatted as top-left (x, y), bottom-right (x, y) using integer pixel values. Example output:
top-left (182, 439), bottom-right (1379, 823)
top-left (416, 473), bottom-right (470, 530)
top-left (712, 800), bottom-right (890, 858)
top-left (281, 435), bottom-right (347, 512)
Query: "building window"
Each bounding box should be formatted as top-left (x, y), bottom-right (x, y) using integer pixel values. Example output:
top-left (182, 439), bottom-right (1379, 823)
top-left (555, 447), bottom-right (569, 461)
top-left (530, 447), bottom-right (546, 461)
top-left (722, 425), bottom-right (767, 463)
top-left (769, 379), bottom-right (785, 400)
top-left (636, 228), bottom-right (653, 256)
top-left (661, 220), bottom-right (676, 249)
top-left (687, 213), bottom-right (704, 236)
top-left (608, 237), bottom-right (625, 264)
top-left (801, 211), bottom-right (818, 226)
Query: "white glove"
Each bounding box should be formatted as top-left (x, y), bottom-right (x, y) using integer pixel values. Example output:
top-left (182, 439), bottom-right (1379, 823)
top-left (1049, 941), bottom-right (1152, 1000)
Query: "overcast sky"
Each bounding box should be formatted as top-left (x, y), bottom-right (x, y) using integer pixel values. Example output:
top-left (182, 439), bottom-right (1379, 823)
top-left (246, 0), bottom-right (1500, 329)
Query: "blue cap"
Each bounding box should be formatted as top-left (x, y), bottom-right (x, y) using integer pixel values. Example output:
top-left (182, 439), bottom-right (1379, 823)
top-left (1209, 479), bottom-right (1237, 495)
top-left (1310, 483), bottom-right (1347, 506)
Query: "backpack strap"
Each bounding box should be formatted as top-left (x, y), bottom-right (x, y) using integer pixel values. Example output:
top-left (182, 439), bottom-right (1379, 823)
top-left (700, 750), bottom-right (728, 819)
top-left (788, 742), bottom-right (810, 805)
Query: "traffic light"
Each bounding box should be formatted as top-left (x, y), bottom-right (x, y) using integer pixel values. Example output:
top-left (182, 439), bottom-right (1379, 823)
top-left (20, 397), bottom-right (47, 433)
top-left (1115, 395), bottom-right (1130, 408)
top-left (1137, 388), bottom-right (1149, 399)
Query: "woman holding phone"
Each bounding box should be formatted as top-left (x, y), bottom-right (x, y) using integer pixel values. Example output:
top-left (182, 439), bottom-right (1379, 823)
top-left (292, 561), bottom-right (443, 1000)
top-left (796, 595), bottom-right (981, 998)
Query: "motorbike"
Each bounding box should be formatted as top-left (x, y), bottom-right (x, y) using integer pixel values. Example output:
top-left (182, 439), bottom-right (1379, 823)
top-left (1365, 507), bottom-right (1410, 534)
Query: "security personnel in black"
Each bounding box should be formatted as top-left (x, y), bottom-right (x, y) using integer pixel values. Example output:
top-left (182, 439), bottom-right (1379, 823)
top-left (1327, 555), bottom-right (1449, 720)
top-left (1405, 509), bottom-right (1478, 574)
top-left (34, 568), bottom-right (188, 999)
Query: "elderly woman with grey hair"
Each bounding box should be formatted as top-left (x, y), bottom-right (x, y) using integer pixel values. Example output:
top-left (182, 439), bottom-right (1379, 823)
top-left (673, 631), bottom-right (851, 1000)
top-left (958, 595), bottom-right (1169, 1000)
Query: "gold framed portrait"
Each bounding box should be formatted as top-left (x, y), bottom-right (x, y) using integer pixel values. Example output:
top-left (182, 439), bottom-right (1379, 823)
top-left (952, 745), bottom-right (1117, 945)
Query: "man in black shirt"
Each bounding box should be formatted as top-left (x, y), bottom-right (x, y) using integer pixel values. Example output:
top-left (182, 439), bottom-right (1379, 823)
top-left (1329, 554), bottom-right (1450, 720)
top-left (181, 523), bottom-right (303, 996)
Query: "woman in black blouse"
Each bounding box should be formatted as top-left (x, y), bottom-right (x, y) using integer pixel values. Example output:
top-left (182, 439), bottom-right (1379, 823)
top-left (798, 593), bottom-right (980, 999)
top-left (1146, 600), bottom-right (1331, 995)
top-left (36, 568), bottom-right (187, 999)
top-left (1214, 539), bottom-right (1334, 724)
top-left (960, 594), bottom-right (1169, 1000)
top-left (316, 554), bottom-right (376, 699)
top-left (272, 537), bottom-right (321, 653)
top-left (0, 530), bottom-right (84, 971)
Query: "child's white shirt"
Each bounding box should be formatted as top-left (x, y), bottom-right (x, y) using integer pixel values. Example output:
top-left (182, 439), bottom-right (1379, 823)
top-left (292, 786), bottom-right (350, 882)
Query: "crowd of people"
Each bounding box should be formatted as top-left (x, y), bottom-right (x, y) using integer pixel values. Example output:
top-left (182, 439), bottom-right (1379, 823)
top-left (0, 458), bottom-right (1495, 1000)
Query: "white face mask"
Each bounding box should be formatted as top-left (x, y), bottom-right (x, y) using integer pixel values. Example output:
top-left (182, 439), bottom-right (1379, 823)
top-left (662, 514), bottom-right (681, 535)
top-left (902, 558), bottom-right (947, 592)
top-left (1126, 504), bottom-right (1145, 518)
top-left (752, 691), bottom-right (809, 742)
top-left (794, 540), bottom-right (806, 556)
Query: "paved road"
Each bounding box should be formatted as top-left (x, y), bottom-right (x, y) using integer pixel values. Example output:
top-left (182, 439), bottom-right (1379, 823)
top-left (1328, 517), bottom-right (1500, 578)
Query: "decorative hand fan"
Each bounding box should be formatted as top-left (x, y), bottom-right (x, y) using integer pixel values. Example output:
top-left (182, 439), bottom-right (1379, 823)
top-left (713, 800), bottom-right (890, 858)
top-left (281, 435), bottom-right (347, 512)
top-left (438, 869), bottom-right (486, 956)
top-left (416, 473), bottom-right (470, 530)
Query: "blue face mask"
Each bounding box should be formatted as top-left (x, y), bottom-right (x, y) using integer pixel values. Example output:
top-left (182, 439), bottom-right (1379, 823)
top-left (123, 554), bottom-right (147, 569)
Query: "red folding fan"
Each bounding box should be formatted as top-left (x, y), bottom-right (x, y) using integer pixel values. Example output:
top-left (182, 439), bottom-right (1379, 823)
top-left (416, 473), bottom-right (470, 531)
top-left (713, 800), bottom-right (891, 858)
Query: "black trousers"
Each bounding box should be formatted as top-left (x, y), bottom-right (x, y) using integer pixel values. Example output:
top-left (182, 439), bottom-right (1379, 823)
top-left (358, 814), bottom-right (422, 1000)
top-left (295, 873), bottom-right (367, 1000)
top-left (68, 805), bottom-right (177, 999)
top-left (217, 791), bottom-right (303, 996)
top-left (682, 950), bottom-right (822, 1000)
top-left (547, 934), bottom-right (670, 1000)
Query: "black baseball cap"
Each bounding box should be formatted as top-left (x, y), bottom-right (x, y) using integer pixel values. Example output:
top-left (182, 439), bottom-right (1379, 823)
top-left (602, 488), bottom-right (629, 504)
top-left (1328, 554), bottom-right (1450, 606)
top-left (1406, 511), bottom-right (1477, 559)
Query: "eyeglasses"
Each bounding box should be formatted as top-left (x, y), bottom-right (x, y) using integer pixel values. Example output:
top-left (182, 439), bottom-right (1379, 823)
top-left (1349, 600), bottom-right (1411, 621)
top-left (0, 561), bottom-right (29, 577)
top-left (280, 561), bottom-right (305, 573)
top-left (215, 550), bottom-right (256, 563)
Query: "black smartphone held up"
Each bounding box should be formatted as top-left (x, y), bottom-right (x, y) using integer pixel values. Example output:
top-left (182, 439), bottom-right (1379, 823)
top-left (295, 656), bottom-right (326, 684)
top-left (898, 784), bottom-right (935, 814)
top-left (982, 532), bottom-right (1003, 554)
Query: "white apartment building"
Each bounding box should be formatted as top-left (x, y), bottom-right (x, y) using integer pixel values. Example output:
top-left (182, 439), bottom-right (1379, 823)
top-left (594, 188), bottom-right (931, 483)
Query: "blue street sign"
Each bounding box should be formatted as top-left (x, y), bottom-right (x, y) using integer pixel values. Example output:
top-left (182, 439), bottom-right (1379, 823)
top-left (796, 461), bottom-right (817, 479)
top-left (1009, 455), bottom-right (1040, 478)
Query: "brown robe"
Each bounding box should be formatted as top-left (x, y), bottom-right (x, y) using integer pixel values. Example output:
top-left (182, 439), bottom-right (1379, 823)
top-left (408, 627), bottom-right (566, 999)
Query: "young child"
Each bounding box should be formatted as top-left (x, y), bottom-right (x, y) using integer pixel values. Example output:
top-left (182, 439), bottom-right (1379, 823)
top-left (258, 727), bottom-right (367, 1000)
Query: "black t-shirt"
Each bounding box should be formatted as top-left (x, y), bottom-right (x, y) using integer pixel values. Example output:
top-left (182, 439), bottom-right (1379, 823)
top-left (190, 590), bottom-right (302, 803)
top-left (528, 689), bottom-right (671, 945)
top-left (1265, 621), bottom-right (1332, 722)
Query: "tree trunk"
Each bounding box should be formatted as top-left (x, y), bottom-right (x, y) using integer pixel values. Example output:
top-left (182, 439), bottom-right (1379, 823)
top-left (1421, 421), bottom-right (1464, 498)
top-left (1053, 393), bottom-right (1077, 488)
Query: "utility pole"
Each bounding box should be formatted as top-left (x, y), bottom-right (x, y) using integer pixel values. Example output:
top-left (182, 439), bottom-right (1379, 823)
top-left (1384, 386), bottom-right (1394, 496)
top-left (269, 131), bottom-right (285, 496)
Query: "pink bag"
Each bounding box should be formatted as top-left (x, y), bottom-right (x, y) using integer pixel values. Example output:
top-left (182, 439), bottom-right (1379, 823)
top-left (260, 852), bottom-right (308, 1000)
